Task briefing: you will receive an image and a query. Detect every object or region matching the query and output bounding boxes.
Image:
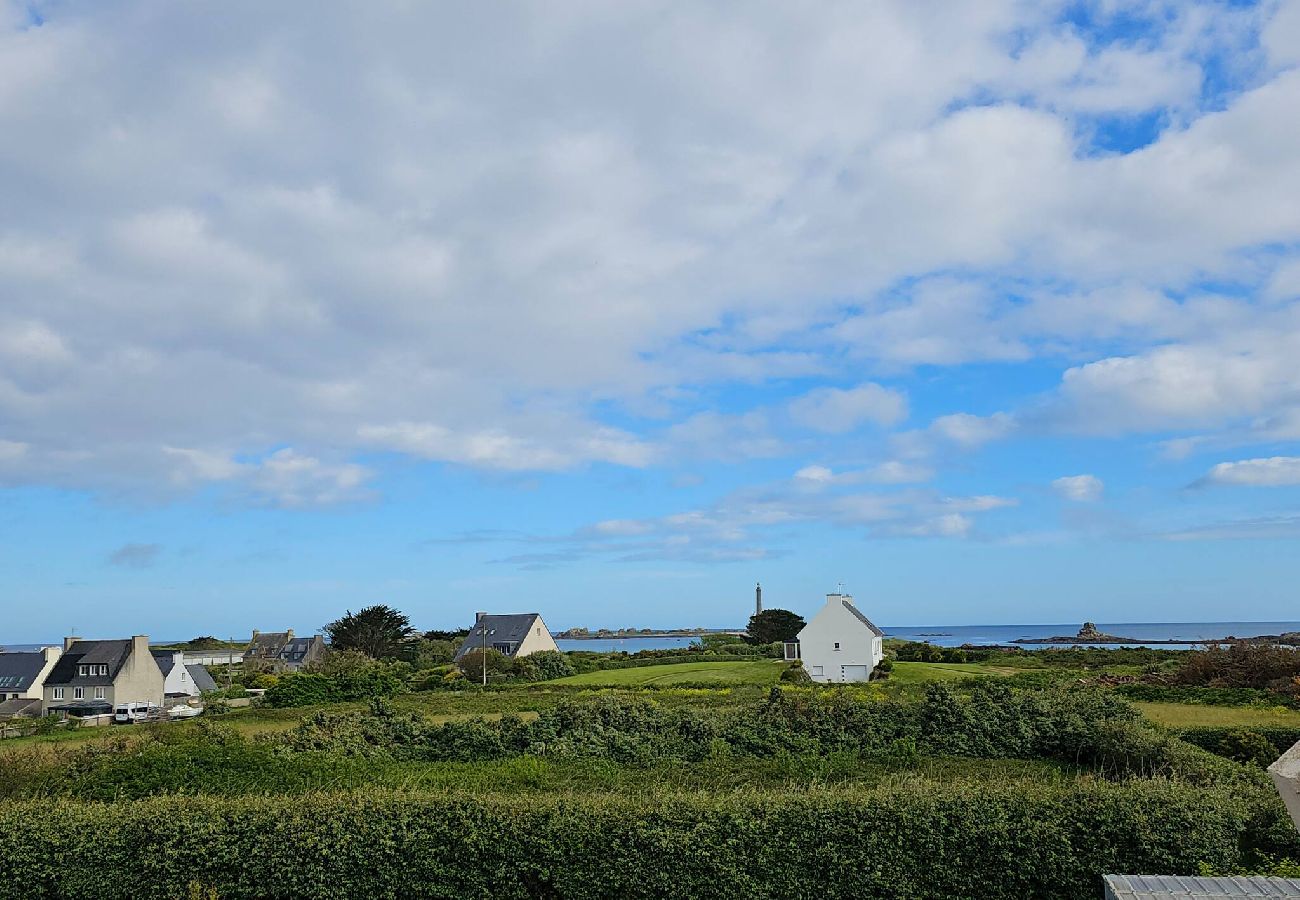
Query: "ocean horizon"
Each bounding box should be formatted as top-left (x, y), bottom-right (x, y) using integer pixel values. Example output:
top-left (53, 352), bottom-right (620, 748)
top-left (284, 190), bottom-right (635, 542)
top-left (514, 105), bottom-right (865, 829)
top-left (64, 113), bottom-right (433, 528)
top-left (7, 621), bottom-right (1299, 655)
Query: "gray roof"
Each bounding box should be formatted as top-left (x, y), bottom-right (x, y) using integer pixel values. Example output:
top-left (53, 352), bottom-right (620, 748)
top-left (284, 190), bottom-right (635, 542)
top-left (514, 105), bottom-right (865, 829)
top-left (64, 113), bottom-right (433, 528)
top-left (841, 599), bottom-right (886, 637)
top-left (0, 651), bottom-right (48, 692)
top-left (277, 635), bottom-right (322, 662)
top-left (185, 665), bottom-right (218, 693)
top-left (1104, 875), bottom-right (1300, 898)
top-left (46, 640), bottom-right (134, 687)
top-left (0, 697), bottom-right (43, 718)
top-left (152, 650), bottom-right (180, 676)
top-left (454, 614), bottom-right (543, 660)
top-left (246, 632), bottom-right (292, 657)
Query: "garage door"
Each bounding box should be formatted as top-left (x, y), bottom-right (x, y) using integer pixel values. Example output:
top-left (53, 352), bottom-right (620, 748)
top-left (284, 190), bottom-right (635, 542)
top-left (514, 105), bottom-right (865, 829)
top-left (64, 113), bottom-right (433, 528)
top-left (841, 665), bottom-right (870, 682)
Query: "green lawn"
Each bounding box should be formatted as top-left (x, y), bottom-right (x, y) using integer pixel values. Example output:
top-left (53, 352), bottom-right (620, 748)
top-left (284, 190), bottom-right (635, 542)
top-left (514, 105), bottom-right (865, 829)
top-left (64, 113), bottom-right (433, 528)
top-left (551, 659), bottom-right (786, 687)
top-left (885, 662), bottom-right (1020, 684)
top-left (1133, 701), bottom-right (1300, 729)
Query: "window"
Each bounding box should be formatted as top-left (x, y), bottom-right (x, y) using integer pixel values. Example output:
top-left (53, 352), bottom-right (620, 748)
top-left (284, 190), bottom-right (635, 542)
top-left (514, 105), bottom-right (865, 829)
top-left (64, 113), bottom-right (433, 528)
top-left (811, 666), bottom-right (823, 676)
top-left (94, 687), bottom-right (106, 700)
top-left (73, 687), bottom-right (84, 700)
top-left (833, 642), bottom-right (841, 651)
top-left (53, 687), bottom-right (64, 700)
top-left (97, 664), bottom-right (109, 676)
top-left (78, 664), bottom-right (89, 677)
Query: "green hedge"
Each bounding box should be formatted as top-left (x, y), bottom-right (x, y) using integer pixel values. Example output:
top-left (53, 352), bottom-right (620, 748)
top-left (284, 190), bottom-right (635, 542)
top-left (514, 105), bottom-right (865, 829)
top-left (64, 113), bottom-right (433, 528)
top-left (1176, 725), bottom-right (1300, 758)
top-left (1, 781), bottom-right (1296, 899)
top-left (1117, 684), bottom-right (1300, 709)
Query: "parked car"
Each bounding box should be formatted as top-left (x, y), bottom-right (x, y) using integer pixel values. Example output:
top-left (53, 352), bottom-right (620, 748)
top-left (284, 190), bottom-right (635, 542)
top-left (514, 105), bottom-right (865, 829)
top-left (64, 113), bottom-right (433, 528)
top-left (113, 702), bottom-right (162, 724)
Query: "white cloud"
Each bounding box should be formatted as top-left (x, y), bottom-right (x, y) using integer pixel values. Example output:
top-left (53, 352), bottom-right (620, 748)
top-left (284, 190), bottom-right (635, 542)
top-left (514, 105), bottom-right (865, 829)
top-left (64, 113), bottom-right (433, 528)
top-left (794, 465), bottom-right (834, 483)
top-left (1196, 456), bottom-right (1300, 488)
top-left (929, 412), bottom-right (1017, 448)
top-left (0, 2), bottom-right (1298, 500)
top-left (786, 383), bottom-right (907, 433)
top-left (1052, 474), bottom-right (1104, 502)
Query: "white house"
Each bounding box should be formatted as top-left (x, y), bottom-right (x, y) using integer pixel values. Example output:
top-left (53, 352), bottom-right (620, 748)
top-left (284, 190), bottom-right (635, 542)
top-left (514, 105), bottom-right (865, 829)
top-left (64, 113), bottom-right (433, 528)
top-left (454, 612), bottom-right (560, 661)
top-left (785, 592), bottom-right (884, 683)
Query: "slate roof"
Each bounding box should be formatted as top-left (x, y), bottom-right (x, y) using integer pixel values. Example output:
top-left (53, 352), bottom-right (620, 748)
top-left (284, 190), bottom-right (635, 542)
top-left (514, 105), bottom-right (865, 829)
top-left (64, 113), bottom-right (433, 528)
top-left (455, 614), bottom-right (544, 660)
top-left (277, 635), bottom-right (321, 663)
top-left (186, 665), bottom-right (218, 693)
top-left (45, 640), bottom-right (133, 687)
top-left (0, 651), bottom-right (47, 693)
top-left (152, 650), bottom-right (180, 676)
top-left (0, 697), bottom-right (42, 718)
top-left (246, 631), bottom-right (292, 658)
top-left (841, 599), bottom-right (886, 637)
top-left (1103, 875), bottom-right (1300, 898)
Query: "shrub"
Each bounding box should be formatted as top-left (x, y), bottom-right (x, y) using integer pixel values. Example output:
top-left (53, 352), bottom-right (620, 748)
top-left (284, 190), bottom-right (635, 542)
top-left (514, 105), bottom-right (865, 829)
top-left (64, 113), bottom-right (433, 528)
top-left (0, 781), bottom-right (1295, 899)
top-left (1217, 730), bottom-right (1282, 768)
top-left (519, 650), bottom-right (574, 681)
top-left (778, 662), bottom-right (811, 684)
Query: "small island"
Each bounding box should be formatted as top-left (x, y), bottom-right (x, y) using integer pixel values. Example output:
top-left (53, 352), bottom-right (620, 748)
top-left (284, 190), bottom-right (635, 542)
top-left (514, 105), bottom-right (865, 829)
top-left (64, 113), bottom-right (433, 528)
top-left (1013, 622), bottom-right (1153, 645)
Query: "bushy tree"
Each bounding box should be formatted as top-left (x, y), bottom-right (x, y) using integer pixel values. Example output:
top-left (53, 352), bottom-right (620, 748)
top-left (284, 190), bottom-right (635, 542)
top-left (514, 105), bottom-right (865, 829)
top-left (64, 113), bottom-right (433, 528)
top-left (516, 650), bottom-right (574, 682)
top-left (457, 648), bottom-right (511, 682)
top-left (745, 609), bottom-right (805, 644)
top-left (323, 605), bottom-right (415, 659)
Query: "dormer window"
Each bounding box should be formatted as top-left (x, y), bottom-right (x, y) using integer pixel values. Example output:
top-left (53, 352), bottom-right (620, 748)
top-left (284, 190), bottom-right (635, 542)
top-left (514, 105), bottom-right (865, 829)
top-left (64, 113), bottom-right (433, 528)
top-left (78, 664), bottom-right (89, 677)
top-left (97, 664), bottom-right (108, 676)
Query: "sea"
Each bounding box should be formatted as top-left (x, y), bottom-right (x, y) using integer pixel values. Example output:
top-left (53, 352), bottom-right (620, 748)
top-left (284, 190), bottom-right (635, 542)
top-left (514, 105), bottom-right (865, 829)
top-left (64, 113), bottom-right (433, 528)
top-left (555, 621), bottom-right (1300, 653)
top-left (8, 622), bottom-right (1300, 655)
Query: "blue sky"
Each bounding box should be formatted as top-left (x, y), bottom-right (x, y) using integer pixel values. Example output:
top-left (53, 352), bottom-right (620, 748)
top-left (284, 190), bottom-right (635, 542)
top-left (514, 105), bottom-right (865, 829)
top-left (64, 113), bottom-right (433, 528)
top-left (2, 1), bottom-right (1300, 642)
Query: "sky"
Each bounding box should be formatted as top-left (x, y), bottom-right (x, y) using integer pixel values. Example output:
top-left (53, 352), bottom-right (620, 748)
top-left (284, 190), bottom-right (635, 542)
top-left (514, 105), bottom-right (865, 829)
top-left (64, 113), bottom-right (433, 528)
top-left (3, 1), bottom-right (1300, 642)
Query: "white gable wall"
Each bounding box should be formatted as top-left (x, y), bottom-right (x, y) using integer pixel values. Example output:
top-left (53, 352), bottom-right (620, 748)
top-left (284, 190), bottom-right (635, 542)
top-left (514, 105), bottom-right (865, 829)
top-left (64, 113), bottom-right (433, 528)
top-left (514, 615), bottom-right (561, 657)
top-left (796, 594), bottom-right (883, 683)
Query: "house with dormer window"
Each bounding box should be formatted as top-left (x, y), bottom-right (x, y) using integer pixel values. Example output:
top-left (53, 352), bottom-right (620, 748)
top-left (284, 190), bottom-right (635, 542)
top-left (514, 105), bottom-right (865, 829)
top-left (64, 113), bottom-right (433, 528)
top-left (42, 636), bottom-right (164, 716)
top-left (454, 612), bottom-right (560, 661)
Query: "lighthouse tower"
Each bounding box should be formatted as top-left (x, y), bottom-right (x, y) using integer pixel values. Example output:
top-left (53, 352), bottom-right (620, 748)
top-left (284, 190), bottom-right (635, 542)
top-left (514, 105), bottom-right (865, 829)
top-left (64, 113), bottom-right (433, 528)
top-left (755, 582), bottom-right (762, 617)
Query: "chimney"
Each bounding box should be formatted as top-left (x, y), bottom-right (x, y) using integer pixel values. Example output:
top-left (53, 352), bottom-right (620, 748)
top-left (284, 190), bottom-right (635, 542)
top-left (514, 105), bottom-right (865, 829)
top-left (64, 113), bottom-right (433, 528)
top-left (251, 629), bottom-right (260, 639)
top-left (173, 650), bottom-right (185, 668)
top-left (475, 611), bottom-right (486, 623)
top-left (286, 628), bottom-right (294, 640)
top-left (132, 634), bottom-right (149, 661)
top-left (43, 646), bottom-right (62, 664)
top-left (1270, 740), bottom-right (1300, 834)
top-left (63, 636), bottom-right (78, 651)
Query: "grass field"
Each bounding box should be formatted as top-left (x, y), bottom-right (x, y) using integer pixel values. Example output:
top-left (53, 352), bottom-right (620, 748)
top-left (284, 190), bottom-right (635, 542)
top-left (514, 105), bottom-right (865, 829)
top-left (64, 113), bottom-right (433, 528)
top-left (1133, 701), bottom-right (1300, 728)
top-left (551, 659), bottom-right (786, 686)
top-left (885, 662), bottom-right (1020, 683)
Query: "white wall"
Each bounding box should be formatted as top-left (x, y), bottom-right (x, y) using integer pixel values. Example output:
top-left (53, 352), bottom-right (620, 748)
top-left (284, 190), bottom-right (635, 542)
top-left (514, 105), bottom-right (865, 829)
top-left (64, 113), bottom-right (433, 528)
top-left (515, 615), bottom-right (561, 657)
top-left (796, 595), bottom-right (884, 683)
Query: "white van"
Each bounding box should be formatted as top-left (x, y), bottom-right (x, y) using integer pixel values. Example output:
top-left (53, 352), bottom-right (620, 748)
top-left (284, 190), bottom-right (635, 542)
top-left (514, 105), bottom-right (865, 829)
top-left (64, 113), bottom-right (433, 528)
top-left (113, 702), bottom-right (161, 724)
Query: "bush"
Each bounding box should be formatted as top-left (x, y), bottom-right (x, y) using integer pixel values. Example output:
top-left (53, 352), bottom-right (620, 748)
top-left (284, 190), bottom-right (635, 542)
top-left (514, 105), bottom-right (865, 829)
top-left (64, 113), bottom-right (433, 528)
top-left (518, 650), bottom-right (574, 681)
top-left (0, 781), bottom-right (1295, 899)
top-left (1217, 730), bottom-right (1282, 768)
top-left (779, 662), bottom-right (811, 684)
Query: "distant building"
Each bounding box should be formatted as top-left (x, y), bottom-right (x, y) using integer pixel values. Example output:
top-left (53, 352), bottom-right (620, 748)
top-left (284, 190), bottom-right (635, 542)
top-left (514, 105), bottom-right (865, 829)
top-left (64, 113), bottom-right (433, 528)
top-left (150, 650), bottom-right (218, 698)
top-left (43, 636), bottom-right (164, 716)
top-left (454, 613), bottom-right (560, 661)
top-left (1103, 874), bottom-right (1300, 898)
top-left (784, 592), bottom-right (884, 683)
top-left (0, 645), bottom-right (61, 702)
top-left (244, 630), bottom-right (325, 671)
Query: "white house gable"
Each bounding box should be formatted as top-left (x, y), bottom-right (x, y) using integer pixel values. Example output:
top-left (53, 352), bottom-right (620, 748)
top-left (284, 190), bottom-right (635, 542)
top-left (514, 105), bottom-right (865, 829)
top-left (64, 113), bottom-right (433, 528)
top-left (791, 593), bottom-right (884, 683)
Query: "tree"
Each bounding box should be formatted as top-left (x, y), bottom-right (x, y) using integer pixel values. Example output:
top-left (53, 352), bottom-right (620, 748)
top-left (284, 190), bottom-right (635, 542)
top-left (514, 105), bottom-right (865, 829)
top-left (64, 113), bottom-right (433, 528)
top-left (323, 605), bottom-right (415, 658)
top-left (745, 609), bottom-right (805, 645)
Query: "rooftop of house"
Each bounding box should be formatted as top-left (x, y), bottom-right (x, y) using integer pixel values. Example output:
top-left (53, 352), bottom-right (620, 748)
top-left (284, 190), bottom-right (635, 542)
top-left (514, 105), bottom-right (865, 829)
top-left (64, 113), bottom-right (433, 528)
top-left (46, 640), bottom-right (134, 687)
top-left (277, 636), bottom-right (321, 659)
top-left (185, 665), bottom-right (218, 693)
top-left (454, 613), bottom-right (544, 659)
top-left (0, 651), bottom-right (49, 693)
top-left (246, 631), bottom-right (293, 656)
top-left (0, 697), bottom-right (43, 718)
top-left (1103, 874), bottom-right (1300, 898)
top-left (823, 594), bottom-right (886, 637)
